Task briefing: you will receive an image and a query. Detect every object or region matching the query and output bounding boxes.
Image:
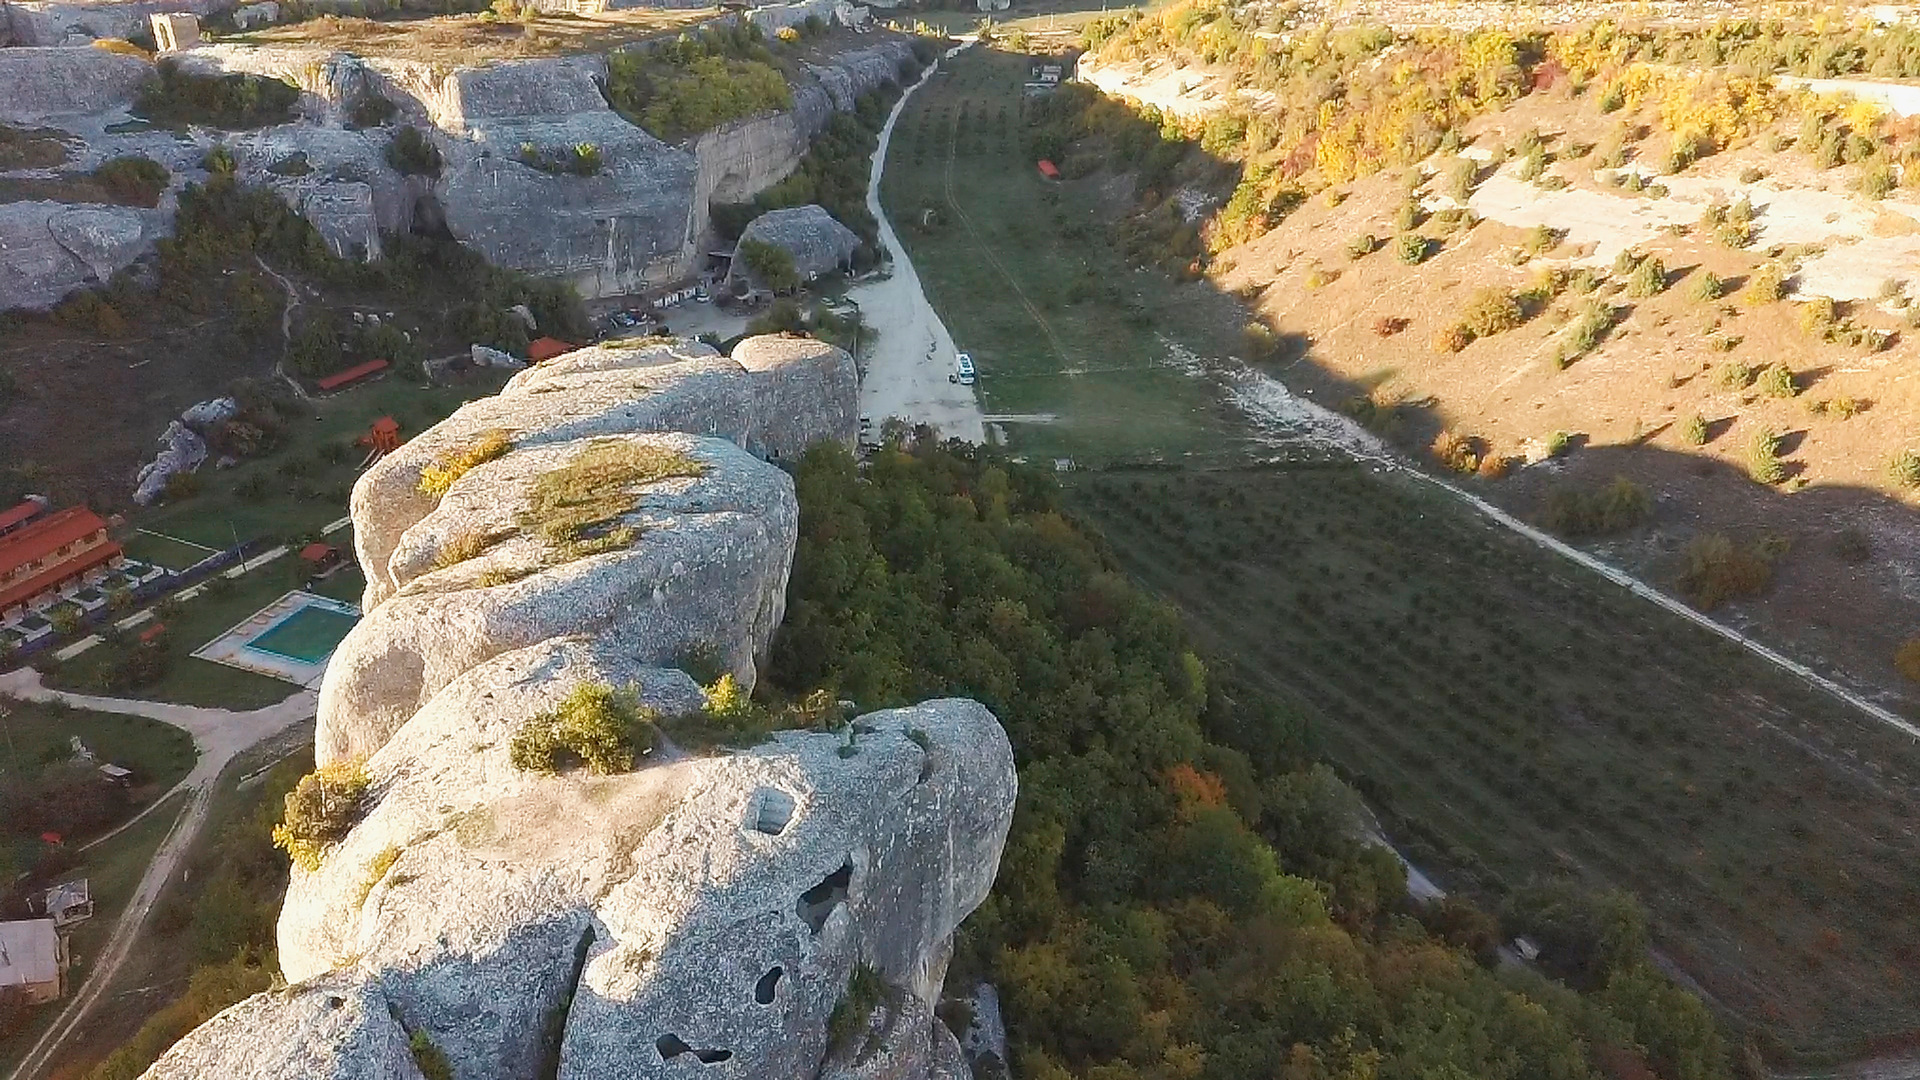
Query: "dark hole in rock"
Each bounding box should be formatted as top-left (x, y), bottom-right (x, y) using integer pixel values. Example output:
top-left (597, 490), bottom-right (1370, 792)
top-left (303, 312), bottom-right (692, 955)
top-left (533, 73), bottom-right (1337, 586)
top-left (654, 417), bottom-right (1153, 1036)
top-left (751, 788), bottom-right (796, 835)
top-left (657, 1034), bottom-right (732, 1064)
top-left (755, 966), bottom-right (784, 1005)
top-left (796, 861), bottom-right (852, 933)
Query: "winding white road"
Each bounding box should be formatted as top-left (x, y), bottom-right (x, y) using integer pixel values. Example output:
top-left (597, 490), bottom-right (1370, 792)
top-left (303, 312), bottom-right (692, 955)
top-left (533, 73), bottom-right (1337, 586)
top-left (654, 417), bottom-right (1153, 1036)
top-left (849, 42), bottom-right (987, 445)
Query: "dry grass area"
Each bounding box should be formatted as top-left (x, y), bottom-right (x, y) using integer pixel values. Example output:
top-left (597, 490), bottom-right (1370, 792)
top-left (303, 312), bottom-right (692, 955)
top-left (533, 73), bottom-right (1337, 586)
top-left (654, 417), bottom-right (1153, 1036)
top-left (1213, 90), bottom-right (1920, 706)
top-left (232, 8), bottom-right (716, 63)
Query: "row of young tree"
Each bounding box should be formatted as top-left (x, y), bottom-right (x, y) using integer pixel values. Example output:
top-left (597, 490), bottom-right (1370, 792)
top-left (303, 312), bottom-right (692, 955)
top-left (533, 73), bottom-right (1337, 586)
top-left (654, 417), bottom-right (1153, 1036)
top-left (768, 440), bottom-right (1742, 1080)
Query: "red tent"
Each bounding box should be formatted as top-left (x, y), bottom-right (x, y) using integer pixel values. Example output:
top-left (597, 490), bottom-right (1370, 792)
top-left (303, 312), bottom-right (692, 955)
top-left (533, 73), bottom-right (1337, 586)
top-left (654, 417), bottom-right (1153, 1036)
top-left (1037, 159), bottom-right (1060, 180)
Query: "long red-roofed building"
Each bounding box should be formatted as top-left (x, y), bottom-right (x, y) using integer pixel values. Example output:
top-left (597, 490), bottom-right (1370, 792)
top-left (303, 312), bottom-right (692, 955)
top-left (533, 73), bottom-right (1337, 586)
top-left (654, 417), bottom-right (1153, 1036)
top-left (0, 507), bottom-right (122, 619)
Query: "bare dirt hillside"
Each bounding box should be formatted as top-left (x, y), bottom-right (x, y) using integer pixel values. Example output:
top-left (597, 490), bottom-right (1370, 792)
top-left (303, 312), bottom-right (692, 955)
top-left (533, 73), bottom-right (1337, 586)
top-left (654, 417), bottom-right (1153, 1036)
top-left (1203, 79), bottom-right (1920, 710)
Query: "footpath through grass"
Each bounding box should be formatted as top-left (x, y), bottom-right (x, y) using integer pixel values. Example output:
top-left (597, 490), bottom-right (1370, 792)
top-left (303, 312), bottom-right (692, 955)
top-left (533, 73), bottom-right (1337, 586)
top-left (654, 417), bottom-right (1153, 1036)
top-left (1070, 464), bottom-right (1920, 1062)
top-left (880, 46), bottom-right (1255, 464)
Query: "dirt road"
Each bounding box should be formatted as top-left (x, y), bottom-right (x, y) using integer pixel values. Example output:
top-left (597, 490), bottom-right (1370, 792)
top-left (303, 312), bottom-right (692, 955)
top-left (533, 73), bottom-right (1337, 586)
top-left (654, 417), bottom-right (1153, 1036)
top-left (0, 670), bottom-right (316, 1080)
top-left (850, 44), bottom-right (986, 445)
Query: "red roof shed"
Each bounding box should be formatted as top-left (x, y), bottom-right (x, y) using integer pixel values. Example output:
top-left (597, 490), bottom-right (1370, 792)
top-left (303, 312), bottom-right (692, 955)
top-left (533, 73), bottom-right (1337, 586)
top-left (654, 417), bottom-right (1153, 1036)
top-left (1037, 159), bottom-right (1061, 180)
top-left (528, 337), bottom-right (578, 363)
top-left (315, 358), bottom-right (390, 392)
top-left (299, 543), bottom-right (337, 564)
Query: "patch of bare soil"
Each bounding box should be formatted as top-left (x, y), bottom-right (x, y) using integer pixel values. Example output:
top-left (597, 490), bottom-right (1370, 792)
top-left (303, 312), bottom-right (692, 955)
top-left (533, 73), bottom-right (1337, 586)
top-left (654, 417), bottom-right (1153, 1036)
top-left (1215, 97), bottom-right (1920, 714)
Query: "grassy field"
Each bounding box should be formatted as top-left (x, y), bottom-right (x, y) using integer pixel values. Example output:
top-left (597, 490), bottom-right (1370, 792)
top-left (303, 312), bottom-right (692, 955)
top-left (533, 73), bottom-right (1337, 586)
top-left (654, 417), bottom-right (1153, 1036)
top-left (0, 790), bottom-right (190, 1077)
top-left (130, 376), bottom-right (500, 552)
top-left (43, 567), bottom-right (312, 710)
top-left (880, 46), bottom-right (1256, 465)
top-left (0, 701), bottom-right (195, 796)
top-left (1069, 464), bottom-right (1920, 1061)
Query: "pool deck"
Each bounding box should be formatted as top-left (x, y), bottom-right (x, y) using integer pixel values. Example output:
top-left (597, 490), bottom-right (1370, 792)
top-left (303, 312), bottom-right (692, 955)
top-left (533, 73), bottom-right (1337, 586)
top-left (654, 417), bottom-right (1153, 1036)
top-left (192, 591), bottom-right (361, 688)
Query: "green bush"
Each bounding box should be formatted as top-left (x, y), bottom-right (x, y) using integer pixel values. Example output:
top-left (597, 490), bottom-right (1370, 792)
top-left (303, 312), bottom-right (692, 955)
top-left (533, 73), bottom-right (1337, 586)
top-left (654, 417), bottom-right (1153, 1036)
top-left (1686, 270), bottom-right (1723, 303)
top-left (738, 237), bottom-right (801, 292)
top-left (1540, 477), bottom-right (1651, 537)
top-left (1345, 232), bottom-right (1377, 258)
top-left (385, 127), bottom-right (442, 179)
top-left (604, 26), bottom-right (792, 143)
top-left (1394, 233), bottom-right (1429, 265)
top-left (93, 155), bottom-right (169, 207)
top-left (826, 963), bottom-right (886, 1058)
top-left (1755, 363), bottom-right (1797, 398)
top-left (1681, 413), bottom-right (1710, 445)
top-left (1747, 427), bottom-right (1785, 484)
top-left (1460, 287), bottom-right (1521, 338)
top-left (271, 761), bottom-right (370, 871)
top-left (1678, 533), bottom-right (1773, 608)
top-left (509, 682), bottom-right (658, 775)
top-left (1625, 256), bottom-right (1667, 298)
top-left (347, 93), bottom-right (397, 129)
top-left (136, 60), bottom-right (298, 129)
top-left (1890, 448), bottom-right (1920, 488)
top-left (409, 1031), bottom-right (453, 1080)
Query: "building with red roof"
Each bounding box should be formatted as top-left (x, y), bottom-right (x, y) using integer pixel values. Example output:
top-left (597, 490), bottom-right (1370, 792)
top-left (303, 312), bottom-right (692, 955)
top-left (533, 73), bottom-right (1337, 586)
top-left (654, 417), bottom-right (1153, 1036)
top-left (0, 497), bottom-right (48, 537)
top-left (1037, 159), bottom-right (1061, 180)
top-left (0, 506), bottom-right (121, 619)
top-left (315, 358), bottom-right (390, 392)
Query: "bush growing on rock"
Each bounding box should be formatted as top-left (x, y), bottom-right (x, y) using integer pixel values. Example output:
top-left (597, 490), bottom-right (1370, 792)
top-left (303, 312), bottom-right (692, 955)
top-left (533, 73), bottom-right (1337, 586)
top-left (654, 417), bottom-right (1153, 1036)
top-left (93, 155), bottom-right (169, 207)
top-left (417, 429), bottom-right (513, 498)
top-left (272, 762), bottom-right (370, 871)
top-left (519, 440), bottom-right (707, 560)
top-left (136, 61), bottom-right (298, 129)
top-left (1626, 256), bottom-right (1667, 297)
top-left (509, 682), bottom-right (657, 775)
top-left (1889, 448), bottom-right (1920, 488)
top-left (1687, 270), bottom-right (1724, 302)
top-left (385, 126), bottom-right (442, 179)
top-left (1394, 233), bottom-right (1430, 264)
top-left (1747, 427), bottom-right (1786, 484)
top-left (826, 963), bottom-right (887, 1058)
top-left (1681, 414), bottom-right (1710, 445)
top-left (1745, 264), bottom-right (1785, 305)
top-left (1756, 363), bottom-right (1798, 398)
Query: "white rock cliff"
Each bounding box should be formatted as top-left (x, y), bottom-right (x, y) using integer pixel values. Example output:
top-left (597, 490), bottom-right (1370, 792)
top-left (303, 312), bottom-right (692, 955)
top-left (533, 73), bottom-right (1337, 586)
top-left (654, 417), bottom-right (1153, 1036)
top-left (139, 336), bottom-right (1015, 1080)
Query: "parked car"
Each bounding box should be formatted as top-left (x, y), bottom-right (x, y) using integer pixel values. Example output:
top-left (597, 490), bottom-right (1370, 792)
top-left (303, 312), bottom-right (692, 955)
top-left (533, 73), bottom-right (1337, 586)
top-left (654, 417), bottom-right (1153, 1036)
top-left (694, 285), bottom-right (711, 303)
top-left (956, 353), bottom-right (976, 385)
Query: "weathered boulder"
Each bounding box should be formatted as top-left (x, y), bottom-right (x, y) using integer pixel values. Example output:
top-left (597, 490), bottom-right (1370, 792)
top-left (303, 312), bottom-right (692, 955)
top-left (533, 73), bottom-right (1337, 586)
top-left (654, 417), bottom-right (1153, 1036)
top-left (0, 47), bottom-right (152, 122)
top-left (141, 973), bottom-right (428, 1080)
top-left (346, 334), bottom-right (856, 610)
top-left (0, 201), bottom-right (159, 312)
top-left (3, 0), bottom-right (227, 46)
top-left (228, 125), bottom-right (416, 257)
top-left (731, 203), bottom-right (862, 287)
top-left (317, 431), bottom-right (798, 765)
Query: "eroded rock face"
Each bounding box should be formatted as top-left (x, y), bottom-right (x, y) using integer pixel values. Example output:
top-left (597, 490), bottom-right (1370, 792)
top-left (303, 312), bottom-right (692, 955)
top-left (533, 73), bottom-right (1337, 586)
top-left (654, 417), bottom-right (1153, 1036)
top-left (0, 201), bottom-right (160, 311)
top-left (141, 345), bottom-right (1013, 1080)
top-left (346, 334), bottom-right (856, 612)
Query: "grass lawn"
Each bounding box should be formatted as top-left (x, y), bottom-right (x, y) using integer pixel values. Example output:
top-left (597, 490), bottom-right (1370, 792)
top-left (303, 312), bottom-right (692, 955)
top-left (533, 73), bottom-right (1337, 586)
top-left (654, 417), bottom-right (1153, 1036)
top-left (881, 46), bottom-right (1257, 465)
top-left (1071, 464), bottom-right (1920, 1062)
top-left (130, 376), bottom-right (502, 552)
top-left (307, 565), bottom-right (366, 605)
top-left (0, 701), bottom-right (195, 797)
top-left (120, 531), bottom-right (220, 572)
top-left (0, 790), bottom-right (190, 1076)
top-left (42, 567), bottom-right (311, 710)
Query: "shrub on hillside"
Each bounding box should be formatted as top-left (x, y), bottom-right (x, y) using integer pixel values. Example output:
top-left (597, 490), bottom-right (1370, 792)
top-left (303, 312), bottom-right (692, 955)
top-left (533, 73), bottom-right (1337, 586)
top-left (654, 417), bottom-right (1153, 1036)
top-left (1686, 270), bottom-right (1724, 302)
top-left (1681, 414), bottom-right (1710, 445)
top-left (136, 60), bottom-right (298, 129)
top-left (1540, 477), bottom-right (1651, 537)
top-left (1461, 287), bottom-right (1522, 338)
top-left (1897, 639), bottom-right (1920, 683)
top-left (509, 682), bottom-right (657, 775)
top-left (1756, 363), bottom-right (1798, 398)
top-left (1346, 232), bottom-right (1377, 258)
top-left (1747, 427), bottom-right (1786, 484)
top-left (94, 155), bottom-right (169, 207)
top-left (1890, 448), bottom-right (1920, 488)
top-left (1394, 233), bottom-right (1429, 265)
top-left (271, 761), bottom-right (369, 871)
top-left (1678, 533), bottom-right (1773, 608)
top-left (1745, 264), bottom-right (1786, 304)
top-left (1626, 255), bottom-right (1667, 297)
top-left (385, 126), bottom-right (442, 178)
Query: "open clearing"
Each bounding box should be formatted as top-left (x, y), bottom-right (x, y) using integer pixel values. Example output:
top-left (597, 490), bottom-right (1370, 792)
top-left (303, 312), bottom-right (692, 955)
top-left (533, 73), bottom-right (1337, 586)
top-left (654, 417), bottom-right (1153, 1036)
top-left (880, 47), bottom-right (1256, 464)
top-left (1071, 464), bottom-right (1920, 1060)
top-left (230, 8), bottom-right (716, 63)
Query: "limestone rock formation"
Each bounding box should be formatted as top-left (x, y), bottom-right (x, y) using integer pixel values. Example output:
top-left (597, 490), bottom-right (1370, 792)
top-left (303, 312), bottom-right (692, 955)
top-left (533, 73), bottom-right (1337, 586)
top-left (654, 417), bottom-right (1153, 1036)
top-left (141, 333), bottom-right (1014, 1080)
top-left (0, 47), bottom-right (151, 120)
top-left (731, 203), bottom-right (862, 288)
top-left (0, 201), bottom-right (161, 312)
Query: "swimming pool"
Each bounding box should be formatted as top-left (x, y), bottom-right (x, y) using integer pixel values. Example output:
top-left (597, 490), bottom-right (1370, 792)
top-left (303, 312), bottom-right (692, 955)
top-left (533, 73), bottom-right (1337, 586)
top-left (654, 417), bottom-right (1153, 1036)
top-left (243, 604), bottom-right (358, 664)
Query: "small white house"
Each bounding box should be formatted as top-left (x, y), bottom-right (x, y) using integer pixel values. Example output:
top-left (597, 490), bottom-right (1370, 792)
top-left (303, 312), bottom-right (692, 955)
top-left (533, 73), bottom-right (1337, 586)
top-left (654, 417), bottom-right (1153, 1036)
top-left (0, 920), bottom-right (67, 1005)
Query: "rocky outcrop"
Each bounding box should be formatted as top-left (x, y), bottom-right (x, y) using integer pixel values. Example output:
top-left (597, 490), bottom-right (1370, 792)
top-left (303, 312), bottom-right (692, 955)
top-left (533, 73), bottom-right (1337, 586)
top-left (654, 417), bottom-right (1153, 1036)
top-left (3, 0), bottom-right (228, 46)
top-left (732, 203), bottom-right (861, 286)
top-left (0, 200), bottom-right (161, 311)
top-left (345, 334), bottom-right (857, 611)
top-left (140, 333), bottom-right (1014, 1080)
top-left (0, 46), bottom-right (152, 123)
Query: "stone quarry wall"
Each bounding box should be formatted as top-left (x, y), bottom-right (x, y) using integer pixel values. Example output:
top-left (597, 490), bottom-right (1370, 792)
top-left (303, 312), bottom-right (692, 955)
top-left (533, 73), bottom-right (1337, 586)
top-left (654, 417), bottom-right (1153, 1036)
top-left (137, 335), bottom-right (1015, 1080)
top-left (3, 0), bottom-right (230, 45)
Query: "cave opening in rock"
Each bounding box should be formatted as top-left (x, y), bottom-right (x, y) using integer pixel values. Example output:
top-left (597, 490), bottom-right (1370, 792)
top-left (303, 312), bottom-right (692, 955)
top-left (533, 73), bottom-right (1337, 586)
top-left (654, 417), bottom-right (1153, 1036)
top-left (750, 788), bottom-right (796, 835)
top-left (656, 1034), bottom-right (733, 1064)
top-left (754, 966), bottom-right (784, 1005)
top-left (796, 860), bottom-right (853, 933)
